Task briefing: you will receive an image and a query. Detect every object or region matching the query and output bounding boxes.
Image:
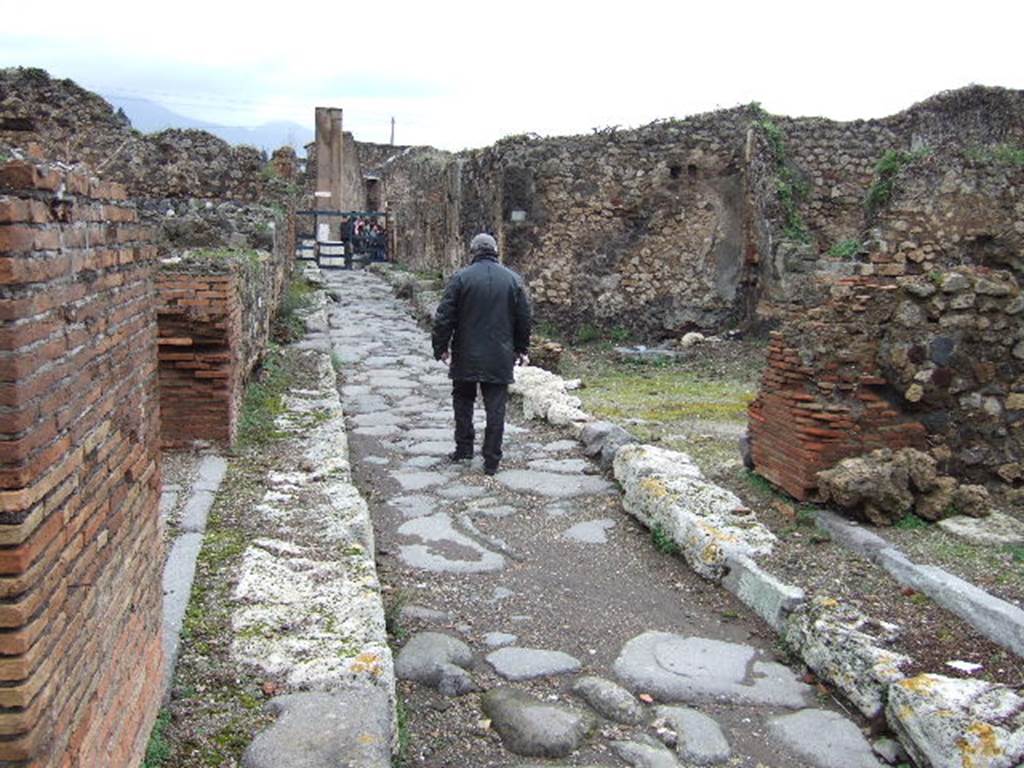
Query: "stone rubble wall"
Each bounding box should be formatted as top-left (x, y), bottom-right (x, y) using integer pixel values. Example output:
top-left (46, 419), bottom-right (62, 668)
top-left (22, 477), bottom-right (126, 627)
top-left (749, 147), bottom-right (1024, 496)
top-left (0, 68), bottom-right (278, 204)
top-left (0, 159), bottom-right (163, 765)
top-left (373, 86), bottom-right (1023, 346)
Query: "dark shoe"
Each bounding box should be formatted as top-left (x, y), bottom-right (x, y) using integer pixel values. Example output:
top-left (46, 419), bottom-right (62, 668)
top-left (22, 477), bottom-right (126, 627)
top-left (483, 464), bottom-right (499, 476)
top-left (448, 450), bottom-right (472, 463)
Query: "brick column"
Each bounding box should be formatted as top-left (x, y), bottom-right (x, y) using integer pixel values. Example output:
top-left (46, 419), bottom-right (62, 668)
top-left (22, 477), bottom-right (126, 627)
top-left (0, 160), bottom-right (163, 766)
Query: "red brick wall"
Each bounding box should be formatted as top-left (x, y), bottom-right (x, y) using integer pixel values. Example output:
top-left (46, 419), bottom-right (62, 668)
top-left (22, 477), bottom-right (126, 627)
top-left (749, 327), bottom-right (928, 500)
top-left (0, 160), bottom-right (162, 766)
top-left (157, 269), bottom-right (241, 447)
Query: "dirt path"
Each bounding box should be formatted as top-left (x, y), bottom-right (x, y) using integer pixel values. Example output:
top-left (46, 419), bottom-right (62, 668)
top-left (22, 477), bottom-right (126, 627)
top-left (327, 269), bottom-right (883, 768)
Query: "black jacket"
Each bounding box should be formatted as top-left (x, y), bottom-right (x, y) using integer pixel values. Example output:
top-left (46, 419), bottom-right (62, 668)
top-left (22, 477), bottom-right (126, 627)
top-left (432, 254), bottom-right (531, 383)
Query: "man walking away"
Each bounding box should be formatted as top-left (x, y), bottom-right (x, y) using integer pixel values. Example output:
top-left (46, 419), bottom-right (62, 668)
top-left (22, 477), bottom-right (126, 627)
top-left (432, 233), bottom-right (531, 475)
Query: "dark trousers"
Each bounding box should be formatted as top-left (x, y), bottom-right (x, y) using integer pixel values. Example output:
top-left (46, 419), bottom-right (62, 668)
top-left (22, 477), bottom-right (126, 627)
top-left (452, 380), bottom-right (509, 468)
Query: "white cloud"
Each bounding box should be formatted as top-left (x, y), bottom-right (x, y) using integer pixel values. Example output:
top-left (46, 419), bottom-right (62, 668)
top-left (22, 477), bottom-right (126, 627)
top-left (2, 0), bottom-right (1022, 150)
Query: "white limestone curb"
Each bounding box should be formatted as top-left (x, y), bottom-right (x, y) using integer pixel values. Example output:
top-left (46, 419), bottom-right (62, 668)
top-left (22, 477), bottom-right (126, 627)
top-left (236, 290), bottom-right (395, 765)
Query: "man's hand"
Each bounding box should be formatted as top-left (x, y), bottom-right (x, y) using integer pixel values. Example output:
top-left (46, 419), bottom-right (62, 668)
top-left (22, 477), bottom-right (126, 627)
top-left (516, 353), bottom-right (530, 367)
top-left (441, 351), bottom-right (450, 365)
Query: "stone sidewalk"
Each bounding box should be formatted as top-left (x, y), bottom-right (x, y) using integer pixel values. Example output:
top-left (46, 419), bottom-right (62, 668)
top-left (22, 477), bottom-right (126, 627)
top-left (326, 269), bottom-right (887, 768)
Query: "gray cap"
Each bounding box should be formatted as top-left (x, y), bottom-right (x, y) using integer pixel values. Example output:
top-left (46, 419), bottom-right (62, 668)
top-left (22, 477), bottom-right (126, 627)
top-left (469, 233), bottom-right (498, 255)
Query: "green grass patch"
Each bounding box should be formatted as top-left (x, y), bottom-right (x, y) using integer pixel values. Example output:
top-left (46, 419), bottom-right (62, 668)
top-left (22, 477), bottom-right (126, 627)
top-left (894, 514), bottom-right (929, 530)
top-left (142, 709), bottom-right (172, 768)
top-left (576, 367), bottom-right (755, 423)
top-left (1005, 545), bottom-right (1024, 564)
top-left (236, 347), bottom-right (294, 448)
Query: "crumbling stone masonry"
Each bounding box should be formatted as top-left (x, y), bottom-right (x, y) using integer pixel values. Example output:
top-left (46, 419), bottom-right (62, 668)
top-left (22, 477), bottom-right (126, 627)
top-left (0, 160), bottom-right (162, 765)
top-left (749, 145), bottom-right (1024, 500)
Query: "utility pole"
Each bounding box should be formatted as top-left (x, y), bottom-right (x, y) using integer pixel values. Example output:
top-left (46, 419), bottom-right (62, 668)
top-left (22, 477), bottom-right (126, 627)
top-left (390, 117), bottom-right (395, 146)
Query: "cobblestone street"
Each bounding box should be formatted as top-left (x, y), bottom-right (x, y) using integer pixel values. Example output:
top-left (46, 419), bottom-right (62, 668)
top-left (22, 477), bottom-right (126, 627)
top-left (326, 269), bottom-right (883, 767)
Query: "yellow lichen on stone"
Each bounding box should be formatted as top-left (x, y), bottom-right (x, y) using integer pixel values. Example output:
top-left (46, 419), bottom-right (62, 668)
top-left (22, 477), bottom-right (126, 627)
top-left (897, 673), bottom-right (938, 693)
top-left (817, 597), bottom-right (839, 609)
top-left (696, 521), bottom-right (739, 544)
top-left (349, 650), bottom-right (383, 677)
top-left (701, 541), bottom-right (722, 563)
top-left (956, 721), bottom-right (1003, 768)
top-left (640, 477), bottom-right (670, 498)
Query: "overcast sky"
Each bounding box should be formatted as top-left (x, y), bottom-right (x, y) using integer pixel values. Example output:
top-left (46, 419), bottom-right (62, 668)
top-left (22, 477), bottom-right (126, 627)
top-left (3, 0), bottom-right (1022, 151)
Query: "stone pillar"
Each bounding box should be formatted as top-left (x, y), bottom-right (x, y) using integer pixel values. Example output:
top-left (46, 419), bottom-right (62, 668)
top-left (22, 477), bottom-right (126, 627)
top-left (314, 107), bottom-right (344, 239)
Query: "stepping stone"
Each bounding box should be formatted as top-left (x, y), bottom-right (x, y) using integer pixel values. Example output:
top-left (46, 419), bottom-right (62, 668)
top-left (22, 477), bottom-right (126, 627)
top-left (353, 412), bottom-right (404, 427)
top-left (363, 456), bottom-right (390, 466)
top-left (562, 519), bottom-right (615, 544)
top-left (768, 709), bottom-right (881, 768)
top-left (481, 687), bottom-right (594, 758)
top-left (403, 455), bottom-right (441, 469)
top-left (395, 631), bottom-right (477, 696)
top-left (405, 427), bottom-right (454, 441)
top-left (483, 632), bottom-right (518, 648)
top-left (938, 512), bottom-right (1024, 545)
top-left (399, 605), bottom-right (451, 625)
top-left (528, 458), bottom-right (592, 474)
top-left (610, 737), bottom-right (681, 768)
top-left (496, 469), bottom-right (615, 498)
top-left (390, 495), bottom-right (436, 518)
top-left (391, 470), bottom-right (445, 491)
top-left (654, 706), bottom-right (731, 765)
top-left (354, 425), bottom-right (401, 437)
top-left (486, 647), bottom-right (581, 681)
top-left (572, 675), bottom-right (645, 724)
top-left (348, 395), bottom-right (389, 414)
top-left (340, 384), bottom-right (371, 397)
top-left (397, 513), bottom-right (505, 573)
top-left (243, 690), bottom-right (391, 768)
top-left (613, 632), bottom-right (810, 708)
top-left (404, 440), bottom-right (454, 456)
top-left (437, 484), bottom-right (485, 500)
top-left (541, 439), bottom-right (579, 452)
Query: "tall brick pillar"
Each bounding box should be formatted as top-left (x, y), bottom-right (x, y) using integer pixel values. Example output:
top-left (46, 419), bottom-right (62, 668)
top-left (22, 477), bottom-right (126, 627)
top-left (0, 160), bottom-right (163, 766)
top-left (314, 106), bottom-right (344, 239)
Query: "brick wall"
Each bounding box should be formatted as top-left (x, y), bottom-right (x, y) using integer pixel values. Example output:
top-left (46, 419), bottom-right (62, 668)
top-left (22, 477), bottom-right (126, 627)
top-left (157, 244), bottom-right (287, 448)
top-left (749, 325), bottom-right (929, 500)
top-left (0, 159), bottom-right (162, 765)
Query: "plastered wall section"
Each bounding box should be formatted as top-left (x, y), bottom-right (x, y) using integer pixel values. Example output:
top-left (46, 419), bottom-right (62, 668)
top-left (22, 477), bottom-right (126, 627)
top-left (0, 160), bottom-right (163, 766)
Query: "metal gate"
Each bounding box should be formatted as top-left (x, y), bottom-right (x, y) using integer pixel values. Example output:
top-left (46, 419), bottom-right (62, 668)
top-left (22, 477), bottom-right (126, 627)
top-left (295, 210), bottom-right (390, 269)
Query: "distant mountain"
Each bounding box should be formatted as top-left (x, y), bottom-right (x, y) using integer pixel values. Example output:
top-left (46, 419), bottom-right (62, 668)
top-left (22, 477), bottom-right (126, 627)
top-left (104, 95), bottom-right (313, 155)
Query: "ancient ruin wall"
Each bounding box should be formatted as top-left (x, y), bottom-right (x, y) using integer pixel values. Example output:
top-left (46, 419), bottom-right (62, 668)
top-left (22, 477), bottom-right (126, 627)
top-left (749, 149), bottom-right (1024, 497)
top-left (157, 234), bottom-right (288, 448)
top-left (0, 160), bottom-right (162, 765)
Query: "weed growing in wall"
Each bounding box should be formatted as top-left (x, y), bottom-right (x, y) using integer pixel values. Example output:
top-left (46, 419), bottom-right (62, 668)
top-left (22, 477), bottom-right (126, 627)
top-left (966, 143), bottom-right (1024, 167)
top-left (272, 277), bottom-right (316, 343)
top-left (865, 147), bottom-right (933, 212)
top-left (752, 108), bottom-right (810, 243)
top-left (827, 239), bottom-right (862, 259)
